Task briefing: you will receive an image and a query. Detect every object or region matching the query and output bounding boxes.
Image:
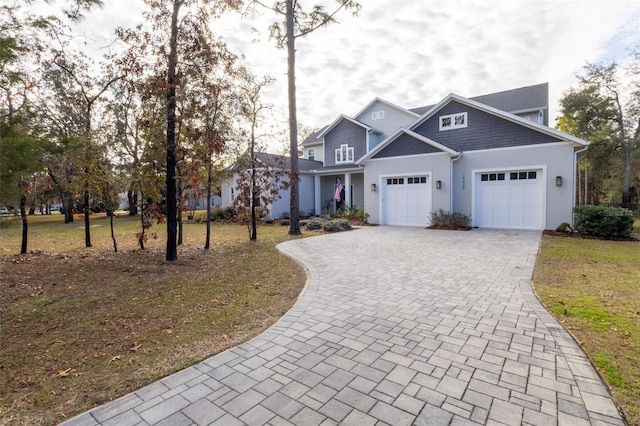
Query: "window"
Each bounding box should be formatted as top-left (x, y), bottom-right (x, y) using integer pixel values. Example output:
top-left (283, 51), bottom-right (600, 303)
top-left (335, 144), bottom-right (354, 164)
top-left (371, 110), bottom-right (385, 120)
top-left (386, 178), bottom-right (405, 185)
top-left (308, 148), bottom-right (315, 161)
top-left (510, 171), bottom-right (537, 180)
top-left (439, 112), bottom-right (467, 131)
top-left (480, 173), bottom-right (505, 182)
top-left (407, 176), bottom-right (427, 184)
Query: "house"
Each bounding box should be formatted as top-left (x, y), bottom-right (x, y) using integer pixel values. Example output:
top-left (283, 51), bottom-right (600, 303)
top-left (221, 152), bottom-right (323, 220)
top-left (226, 83), bottom-right (589, 230)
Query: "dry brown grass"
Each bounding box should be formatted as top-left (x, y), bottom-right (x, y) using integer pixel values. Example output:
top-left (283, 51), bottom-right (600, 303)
top-left (0, 214), bottom-right (306, 425)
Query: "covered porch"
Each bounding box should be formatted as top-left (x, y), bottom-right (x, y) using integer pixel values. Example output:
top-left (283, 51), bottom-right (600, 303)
top-left (312, 167), bottom-right (364, 216)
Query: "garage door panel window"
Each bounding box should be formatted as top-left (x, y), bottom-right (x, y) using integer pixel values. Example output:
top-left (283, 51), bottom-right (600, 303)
top-left (510, 171), bottom-right (537, 180)
top-left (481, 173), bottom-right (505, 182)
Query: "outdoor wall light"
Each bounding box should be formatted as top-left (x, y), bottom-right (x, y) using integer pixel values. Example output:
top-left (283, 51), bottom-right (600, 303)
top-left (556, 176), bottom-right (562, 187)
top-left (436, 180), bottom-right (442, 190)
top-left (371, 183), bottom-right (377, 192)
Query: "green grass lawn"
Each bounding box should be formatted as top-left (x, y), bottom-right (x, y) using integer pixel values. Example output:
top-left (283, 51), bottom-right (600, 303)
top-left (533, 220), bottom-right (640, 425)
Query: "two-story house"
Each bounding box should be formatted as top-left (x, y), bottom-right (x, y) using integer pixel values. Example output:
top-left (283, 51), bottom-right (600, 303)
top-left (226, 83), bottom-right (588, 230)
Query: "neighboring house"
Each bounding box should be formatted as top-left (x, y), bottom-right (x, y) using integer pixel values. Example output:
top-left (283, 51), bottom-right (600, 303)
top-left (227, 83), bottom-right (589, 229)
top-left (221, 152), bottom-right (323, 220)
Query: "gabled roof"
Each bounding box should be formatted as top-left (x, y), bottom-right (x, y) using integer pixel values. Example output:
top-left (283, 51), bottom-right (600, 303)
top-left (409, 93), bottom-right (589, 147)
top-left (231, 152), bottom-right (323, 172)
top-left (316, 114), bottom-right (382, 139)
top-left (470, 83), bottom-right (548, 116)
top-left (409, 83), bottom-right (549, 117)
top-left (356, 128), bottom-right (459, 165)
top-left (300, 127), bottom-right (326, 147)
top-left (353, 97), bottom-right (420, 121)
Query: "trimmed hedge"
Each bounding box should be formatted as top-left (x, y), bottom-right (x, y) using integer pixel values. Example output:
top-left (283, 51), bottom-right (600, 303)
top-left (322, 218), bottom-right (351, 232)
top-left (573, 205), bottom-right (634, 239)
top-left (305, 217), bottom-right (326, 231)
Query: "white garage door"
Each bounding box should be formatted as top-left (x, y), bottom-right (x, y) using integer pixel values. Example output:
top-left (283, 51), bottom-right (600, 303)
top-left (383, 176), bottom-right (431, 226)
top-left (474, 170), bottom-right (543, 229)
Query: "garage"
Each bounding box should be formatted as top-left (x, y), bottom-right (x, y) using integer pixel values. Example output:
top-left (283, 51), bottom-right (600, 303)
top-left (382, 175), bottom-right (431, 226)
top-left (474, 169), bottom-right (544, 229)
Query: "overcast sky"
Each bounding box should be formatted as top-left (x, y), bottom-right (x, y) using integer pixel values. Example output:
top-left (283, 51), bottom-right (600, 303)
top-left (37, 0), bottom-right (640, 135)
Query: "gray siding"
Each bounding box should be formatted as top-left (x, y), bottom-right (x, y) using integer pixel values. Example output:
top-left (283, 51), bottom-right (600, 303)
top-left (363, 153), bottom-right (452, 225)
top-left (373, 133), bottom-right (443, 159)
top-left (324, 119), bottom-right (367, 167)
top-left (450, 143), bottom-right (577, 230)
top-left (414, 101), bottom-right (561, 152)
top-left (356, 102), bottom-right (417, 144)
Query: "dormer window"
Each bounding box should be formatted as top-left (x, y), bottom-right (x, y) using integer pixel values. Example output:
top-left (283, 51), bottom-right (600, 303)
top-left (308, 148), bottom-right (315, 161)
top-left (439, 112), bottom-right (467, 131)
top-left (335, 144), bottom-right (354, 164)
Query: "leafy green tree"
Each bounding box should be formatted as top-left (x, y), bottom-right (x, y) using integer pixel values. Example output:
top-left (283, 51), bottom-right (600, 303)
top-left (558, 52), bottom-right (640, 204)
top-left (250, 0), bottom-right (361, 235)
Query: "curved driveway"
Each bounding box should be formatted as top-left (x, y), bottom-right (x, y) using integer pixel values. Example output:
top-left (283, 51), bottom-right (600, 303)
top-left (64, 227), bottom-right (625, 425)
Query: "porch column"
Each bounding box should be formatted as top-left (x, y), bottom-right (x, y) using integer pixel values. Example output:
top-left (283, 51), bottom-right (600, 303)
top-left (314, 175), bottom-right (321, 216)
top-left (344, 172), bottom-right (351, 208)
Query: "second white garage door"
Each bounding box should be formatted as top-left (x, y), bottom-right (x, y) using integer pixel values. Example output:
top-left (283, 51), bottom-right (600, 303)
top-left (383, 176), bottom-right (431, 226)
top-left (474, 170), bottom-right (544, 229)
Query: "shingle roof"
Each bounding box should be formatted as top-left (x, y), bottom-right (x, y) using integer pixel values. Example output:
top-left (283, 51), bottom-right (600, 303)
top-left (254, 152), bottom-right (323, 172)
top-left (409, 83), bottom-right (549, 116)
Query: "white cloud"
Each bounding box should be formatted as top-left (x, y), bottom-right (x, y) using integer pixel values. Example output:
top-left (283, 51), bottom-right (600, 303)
top-left (52, 0), bottom-right (640, 133)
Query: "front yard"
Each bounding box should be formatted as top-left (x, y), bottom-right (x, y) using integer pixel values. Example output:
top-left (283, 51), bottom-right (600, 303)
top-left (1, 214), bottom-right (639, 425)
top-left (533, 221), bottom-right (640, 425)
top-left (0, 214), bottom-right (306, 425)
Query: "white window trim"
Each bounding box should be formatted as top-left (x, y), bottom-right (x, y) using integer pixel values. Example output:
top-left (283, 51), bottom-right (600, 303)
top-left (371, 110), bottom-right (385, 120)
top-left (308, 148), bottom-right (315, 160)
top-left (335, 143), bottom-right (354, 164)
top-left (439, 112), bottom-right (467, 131)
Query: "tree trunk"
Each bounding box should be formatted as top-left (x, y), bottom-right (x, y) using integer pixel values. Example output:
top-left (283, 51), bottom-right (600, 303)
top-left (251, 169), bottom-right (257, 241)
top-left (205, 160), bottom-right (213, 248)
top-left (84, 188), bottom-right (92, 247)
top-left (20, 194), bottom-right (28, 254)
top-left (177, 176), bottom-right (183, 245)
top-left (165, 0), bottom-right (181, 261)
top-left (127, 189), bottom-right (138, 215)
top-left (63, 192), bottom-right (74, 223)
top-left (286, 0), bottom-right (300, 235)
top-left (621, 146), bottom-right (634, 203)
top-left (139, 196), bottom-right (145, 250)
top-left (110, 212), bottom-right (118, 253)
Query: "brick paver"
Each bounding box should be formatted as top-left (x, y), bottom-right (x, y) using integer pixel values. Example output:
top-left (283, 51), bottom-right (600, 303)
top-left (62, 227), bottom-right (625, 425)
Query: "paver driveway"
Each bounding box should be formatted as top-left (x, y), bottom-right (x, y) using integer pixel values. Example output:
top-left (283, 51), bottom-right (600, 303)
top-left (63, 227), bottom-right (625, 426)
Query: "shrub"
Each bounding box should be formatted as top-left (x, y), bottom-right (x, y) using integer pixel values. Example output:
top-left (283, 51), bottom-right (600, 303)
top-left (555, 222), bottom-right (573, 233)
top-left (573, 205), bottom-right (634, 239)
top-left (210, 206), bottom-right (236, 222)
top-left (429, 209), bottom-right (472, 229)
top-left (280, 220), bottom-right (289, 226)
top-left (336, 206), bottom-right (369, 224)
top-left (305, 217), bottom-right (326, 231)
top-left (322, 218), bottom-right (352, 232)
